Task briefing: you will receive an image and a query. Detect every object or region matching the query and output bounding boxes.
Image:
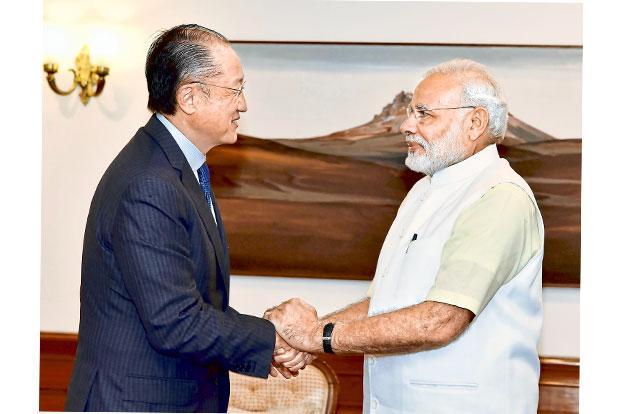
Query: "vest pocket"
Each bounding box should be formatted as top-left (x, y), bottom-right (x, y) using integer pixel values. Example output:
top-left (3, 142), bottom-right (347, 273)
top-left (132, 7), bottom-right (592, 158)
top-left (408, 379), bottom-right (479, 391)
top-left (395, 236), bottom-right (445, 301)
top-left (405, 379), bottom-right (483, 412)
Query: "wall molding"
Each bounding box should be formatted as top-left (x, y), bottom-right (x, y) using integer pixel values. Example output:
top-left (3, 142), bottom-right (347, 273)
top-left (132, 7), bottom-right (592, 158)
top-left (40, 332), bottom-right (578, 413)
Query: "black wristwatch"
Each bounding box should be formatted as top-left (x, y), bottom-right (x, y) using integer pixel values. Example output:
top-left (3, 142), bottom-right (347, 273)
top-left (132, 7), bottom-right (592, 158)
top-left (322, 322), bottom-right (336, 353)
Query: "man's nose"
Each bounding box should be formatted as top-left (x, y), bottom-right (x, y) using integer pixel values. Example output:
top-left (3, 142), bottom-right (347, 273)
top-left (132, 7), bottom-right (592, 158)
top-left (400, 115), bottom-right (417, 136)
top-left (237, 92), bottom-right (248, 112)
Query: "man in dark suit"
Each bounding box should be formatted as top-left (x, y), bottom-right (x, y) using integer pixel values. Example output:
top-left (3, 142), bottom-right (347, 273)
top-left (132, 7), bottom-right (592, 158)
top-left (65, 24), bottom-right (309, 412)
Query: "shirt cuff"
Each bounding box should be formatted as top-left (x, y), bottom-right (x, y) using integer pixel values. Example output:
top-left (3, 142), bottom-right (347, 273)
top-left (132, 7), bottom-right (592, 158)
top-left (426, 288), bottom-right (483, 316)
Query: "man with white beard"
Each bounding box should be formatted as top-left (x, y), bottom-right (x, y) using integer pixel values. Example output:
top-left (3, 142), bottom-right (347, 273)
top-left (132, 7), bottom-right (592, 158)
top-left (266, 59), bottom-right (545, 413)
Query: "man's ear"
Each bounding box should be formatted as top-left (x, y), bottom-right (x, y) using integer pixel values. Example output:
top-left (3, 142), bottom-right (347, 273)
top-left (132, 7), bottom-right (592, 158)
top-left (468, 107), bottom-right (489, 142)
top-left (176, 84), bottom-right (198, 115)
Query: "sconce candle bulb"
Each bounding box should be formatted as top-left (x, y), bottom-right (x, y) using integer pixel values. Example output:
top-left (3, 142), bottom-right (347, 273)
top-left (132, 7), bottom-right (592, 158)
top-left (43, 45), bottom-right (109, 105)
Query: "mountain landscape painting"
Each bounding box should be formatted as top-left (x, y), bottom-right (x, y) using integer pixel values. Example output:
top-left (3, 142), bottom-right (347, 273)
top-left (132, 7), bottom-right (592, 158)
top-left (208, 91), bottom-right (581, 287)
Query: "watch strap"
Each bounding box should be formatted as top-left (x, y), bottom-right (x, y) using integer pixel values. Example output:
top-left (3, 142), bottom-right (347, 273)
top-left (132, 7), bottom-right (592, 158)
top-left (322, 322), bottom-right (335, 353)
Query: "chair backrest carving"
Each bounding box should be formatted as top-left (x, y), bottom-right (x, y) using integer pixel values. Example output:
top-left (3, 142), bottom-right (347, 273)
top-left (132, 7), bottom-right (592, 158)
top-left (228, 360), bottom-right (339, 414)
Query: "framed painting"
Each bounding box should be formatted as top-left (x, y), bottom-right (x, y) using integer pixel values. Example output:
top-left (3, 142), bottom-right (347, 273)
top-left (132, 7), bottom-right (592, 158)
top-left (208, 43), bottom-right (581, 286)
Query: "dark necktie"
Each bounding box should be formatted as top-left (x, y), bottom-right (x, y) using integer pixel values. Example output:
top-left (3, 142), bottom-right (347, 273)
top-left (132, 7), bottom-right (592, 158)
top-left (197, 164), bottom-right (214, 211)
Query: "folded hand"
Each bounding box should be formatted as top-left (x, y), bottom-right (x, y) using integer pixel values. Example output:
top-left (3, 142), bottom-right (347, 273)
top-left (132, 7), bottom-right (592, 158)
top-left (265, 298), bottom-right (323, 354)
top-left (266, 320), bottom-right (316, 379)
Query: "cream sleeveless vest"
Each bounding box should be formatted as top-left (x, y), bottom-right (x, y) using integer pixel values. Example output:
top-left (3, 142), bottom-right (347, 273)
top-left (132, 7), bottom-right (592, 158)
top-left (364, 145), bottom-right (544, 414)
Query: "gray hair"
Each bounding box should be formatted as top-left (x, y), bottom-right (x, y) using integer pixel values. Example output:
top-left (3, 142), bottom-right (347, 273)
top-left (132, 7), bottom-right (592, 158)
top-left (146, 24), bottom-right (230, 115)
top-left (422, 59), bottom-right (508, 143)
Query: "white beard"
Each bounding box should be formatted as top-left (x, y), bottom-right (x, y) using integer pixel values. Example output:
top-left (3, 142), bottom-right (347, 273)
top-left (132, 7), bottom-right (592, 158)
top-left (405, 122), bottom-right (469, 176)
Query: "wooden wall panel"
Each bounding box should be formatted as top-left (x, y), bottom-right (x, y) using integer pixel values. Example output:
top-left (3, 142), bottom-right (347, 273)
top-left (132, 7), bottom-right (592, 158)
top-left (40, 333), bottom-right (578, 413)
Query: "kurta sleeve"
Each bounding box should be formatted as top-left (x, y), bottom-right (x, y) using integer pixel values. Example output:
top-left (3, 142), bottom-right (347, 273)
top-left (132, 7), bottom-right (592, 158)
top-left (425, 183), bottom-right (541, 315)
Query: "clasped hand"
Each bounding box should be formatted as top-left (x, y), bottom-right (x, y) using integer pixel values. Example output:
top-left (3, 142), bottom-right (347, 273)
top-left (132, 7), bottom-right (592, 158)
top-left (263, 298), bottom-right (324, 379)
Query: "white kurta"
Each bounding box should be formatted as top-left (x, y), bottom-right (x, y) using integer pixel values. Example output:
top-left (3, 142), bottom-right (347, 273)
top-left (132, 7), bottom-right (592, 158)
top-left (364, 145), bottom-right (544, 414)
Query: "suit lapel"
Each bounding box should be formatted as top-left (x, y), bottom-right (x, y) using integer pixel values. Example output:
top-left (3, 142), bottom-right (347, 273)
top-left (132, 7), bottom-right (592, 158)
top-left (143, 115), bottom-right (230, 286)
top-left (211, 196), bottom-right (230, 300)
top-left (182, 170), bottom-right (230, 284)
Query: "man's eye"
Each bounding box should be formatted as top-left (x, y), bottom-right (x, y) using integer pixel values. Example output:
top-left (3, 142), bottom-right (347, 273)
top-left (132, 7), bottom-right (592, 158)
top-left (417, 110), bottom-right (430, 118)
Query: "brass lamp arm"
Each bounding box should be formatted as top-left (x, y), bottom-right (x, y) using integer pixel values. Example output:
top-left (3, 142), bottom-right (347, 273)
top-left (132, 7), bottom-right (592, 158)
top-left (43, 66), bottom-right (78, 96)
top-left (91, 67), bottom-right (109, 98)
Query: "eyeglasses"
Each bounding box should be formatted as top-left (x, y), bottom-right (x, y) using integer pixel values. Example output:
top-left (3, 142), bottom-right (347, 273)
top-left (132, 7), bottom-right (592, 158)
top-left (406, 104), bottom-right (476, 120)
top-left (190, 80), bottom-right (246, 100)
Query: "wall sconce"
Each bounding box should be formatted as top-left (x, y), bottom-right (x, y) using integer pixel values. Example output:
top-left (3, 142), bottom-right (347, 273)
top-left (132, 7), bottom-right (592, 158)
top-left (43, 45), bottom-right (109, 105)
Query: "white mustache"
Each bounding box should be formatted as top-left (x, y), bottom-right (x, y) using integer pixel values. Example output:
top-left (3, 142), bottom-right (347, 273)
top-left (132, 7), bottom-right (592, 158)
top-left (405, 133), bottom-right (429, 151)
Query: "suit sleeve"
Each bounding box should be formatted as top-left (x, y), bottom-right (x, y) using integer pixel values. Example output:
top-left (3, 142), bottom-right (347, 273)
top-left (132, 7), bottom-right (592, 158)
top-left (111, 175), bottom-right (276, 377)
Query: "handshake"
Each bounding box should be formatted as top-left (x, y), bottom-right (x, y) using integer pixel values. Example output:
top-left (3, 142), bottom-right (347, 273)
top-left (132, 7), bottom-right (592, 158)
top-left (263, 298), bottom-right (325, 379)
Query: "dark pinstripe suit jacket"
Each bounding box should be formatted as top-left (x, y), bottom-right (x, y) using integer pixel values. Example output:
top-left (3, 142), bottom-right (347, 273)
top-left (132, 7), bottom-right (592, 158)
top-left (65, 115), bottom-right (276, 412)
